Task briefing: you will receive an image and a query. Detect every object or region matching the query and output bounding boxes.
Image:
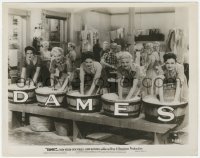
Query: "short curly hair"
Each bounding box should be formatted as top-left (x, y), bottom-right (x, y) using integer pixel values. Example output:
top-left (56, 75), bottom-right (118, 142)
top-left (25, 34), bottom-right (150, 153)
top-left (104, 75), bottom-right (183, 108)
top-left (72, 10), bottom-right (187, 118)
top-left (81, 51), bottom-right (94, 63)
top-left (163, 53), bottom-right (177, 62)
top-left (25, 46), bottom-right (36, 54)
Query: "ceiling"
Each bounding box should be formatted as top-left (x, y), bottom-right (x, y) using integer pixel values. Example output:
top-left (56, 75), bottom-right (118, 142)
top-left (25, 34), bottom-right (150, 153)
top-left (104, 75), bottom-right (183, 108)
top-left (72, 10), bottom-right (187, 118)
top-left (48, 7), bottom-right (175, 14)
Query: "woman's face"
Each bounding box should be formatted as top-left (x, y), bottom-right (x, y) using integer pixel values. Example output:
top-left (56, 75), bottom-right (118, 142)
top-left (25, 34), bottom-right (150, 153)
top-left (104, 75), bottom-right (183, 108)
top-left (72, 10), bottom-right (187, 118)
top-left (26, 50), bottom-right (34, 60)
top-left (147, 47), bottom-right (153, 55)
top-left (68, 45), bottom-right (73, 51)
top-left (165, 58), bottom-right (176, 71)
top-left (121, 58), bottom-right (131, 70)
top-left (103, 43), bottom-right (109, 50)
top-left (54, 52), bottom-right (62, 63)
top-left (85, 58), bottom-right (93, 69)
top-left (154, 45), bottom-right (160, 52)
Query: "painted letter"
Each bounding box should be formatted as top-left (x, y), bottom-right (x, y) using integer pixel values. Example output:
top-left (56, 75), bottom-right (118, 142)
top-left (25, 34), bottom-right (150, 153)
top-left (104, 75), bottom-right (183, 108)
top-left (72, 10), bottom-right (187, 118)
top-left (45, 95), bottom-right (60, 106)
top-left (114, 103), bottom-right (128, 116)
top-left (157, 106), bottom-right (175, 122)
top-left (77, 99), bottom-right (92, 110)
top-left (13, 91), bottom-right (28, 103)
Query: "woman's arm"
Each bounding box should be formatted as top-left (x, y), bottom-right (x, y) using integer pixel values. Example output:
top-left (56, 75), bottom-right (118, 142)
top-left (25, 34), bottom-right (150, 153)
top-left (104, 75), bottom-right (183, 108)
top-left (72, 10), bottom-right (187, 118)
top-left (87, 65), bottom-right (102, 95)
top-left (50, 73), bottom-right (55, 87)
top-left (156, 75), bottom-right (164, 102)
top-left (60, 74), bottom-right (70, 91)
top-left (80, 66), bottom-right (85, 95)
top-left (20, 67), bottom-right (26, 84)
top-left (100, 58), bottom-right (115, 69)
top-left (32, 67), bottom-right (41, 85)
top-left (126, 79), bottom-right (138, 99)
top-left (174, 79), bottom-right (181, 102)
top-left (118, 76), bottom-right (123, 100)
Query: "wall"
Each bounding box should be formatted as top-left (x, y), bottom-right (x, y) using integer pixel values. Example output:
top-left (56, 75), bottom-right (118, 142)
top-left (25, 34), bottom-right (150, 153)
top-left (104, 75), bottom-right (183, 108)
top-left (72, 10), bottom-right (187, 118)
top-left (30, 9), bottom-right (42, 40)
top-left (111, 13), bottom-right (175, 41)
top-left (70, 11), bottom-right (111, 45)
top-left (175, 7), bottom-right (189, 45)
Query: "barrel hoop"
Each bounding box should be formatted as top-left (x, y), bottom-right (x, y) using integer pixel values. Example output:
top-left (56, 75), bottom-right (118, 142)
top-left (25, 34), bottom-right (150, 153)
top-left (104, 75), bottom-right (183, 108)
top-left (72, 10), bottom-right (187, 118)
top-left (8, 89), bottom-right (36, 92)
top-left (67, 106), bottom-right (98, 113)
top-left (66, 94), bottom-right (101, 99)
top-left (36, 93), bottom-right (65, 97)
top-left (38, 102), bottom-right (63, 108)
top-left (102, 99), bottom-right (141, 105)
top-left (103, 109), bottom-right (140, 118)
top-left (142, 101), bottom-right (188, 108)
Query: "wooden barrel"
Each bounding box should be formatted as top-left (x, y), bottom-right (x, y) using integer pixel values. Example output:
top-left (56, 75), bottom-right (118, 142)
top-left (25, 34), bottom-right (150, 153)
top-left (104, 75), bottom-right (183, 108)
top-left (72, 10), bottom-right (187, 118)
top-left (66, 90), bottom-right (102, 112)
top-left (29, 114), bottom-right (54, 132)
top-left (35, 87), bottom-right (66, 107)
top-left (8, 83), bottom-right (36, 103)
top-left (101, 93), bottom-right (141, 118)
top-left (142, 96), bottom-right (188, 124)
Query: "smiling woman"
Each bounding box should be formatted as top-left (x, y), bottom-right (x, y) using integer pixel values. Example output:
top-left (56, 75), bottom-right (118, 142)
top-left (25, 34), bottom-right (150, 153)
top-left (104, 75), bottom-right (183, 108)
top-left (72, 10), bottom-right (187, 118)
top-left (156, 52), bottom-right (188, 103)
top-left (20, 46), bottom-right (42, 86)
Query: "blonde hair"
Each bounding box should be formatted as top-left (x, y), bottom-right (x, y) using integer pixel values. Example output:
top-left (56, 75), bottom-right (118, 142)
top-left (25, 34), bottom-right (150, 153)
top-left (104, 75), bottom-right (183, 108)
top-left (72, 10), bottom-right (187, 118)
top-left (42, 41), bottom-right (49, 47)
top-left (51, 47), bottom-right (64, 56)
top-left (119, 51), bottom-right (133, 62)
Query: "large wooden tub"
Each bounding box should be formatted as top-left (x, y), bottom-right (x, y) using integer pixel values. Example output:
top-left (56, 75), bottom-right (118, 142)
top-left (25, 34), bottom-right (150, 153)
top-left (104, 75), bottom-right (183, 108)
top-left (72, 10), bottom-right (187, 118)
top-left (8, 83), bottom-right (36, 103)
top-left (35, 87), bottom-right (66, 107)
top-left (101, 93), bottom-right (141, 118)
top-left (66, 90), bottom-right (102, 112)
top-left (142, 96), bottom-right (188, 124)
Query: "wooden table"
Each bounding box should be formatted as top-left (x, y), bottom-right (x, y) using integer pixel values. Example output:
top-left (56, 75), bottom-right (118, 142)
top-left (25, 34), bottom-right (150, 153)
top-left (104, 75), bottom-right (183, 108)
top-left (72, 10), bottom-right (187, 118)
top-left (9, 103), bottom-right (178, 144)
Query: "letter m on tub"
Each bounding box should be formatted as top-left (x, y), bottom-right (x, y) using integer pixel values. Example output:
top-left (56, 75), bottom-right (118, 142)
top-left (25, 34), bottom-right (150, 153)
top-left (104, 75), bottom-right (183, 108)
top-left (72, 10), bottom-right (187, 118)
top-left (76, 99), bottom-right (93, 110)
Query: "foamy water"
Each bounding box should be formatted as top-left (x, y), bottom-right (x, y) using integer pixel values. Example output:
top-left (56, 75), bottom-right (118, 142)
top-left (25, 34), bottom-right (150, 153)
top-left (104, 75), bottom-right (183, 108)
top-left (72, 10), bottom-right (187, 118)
top-left (143, 95), bottom-right (186, 105)
top-left (35, 87), bottom-right (65, 94)
top-left (8, 83), bottom-right (35, 90)
top-left (102, 93), bottom-right (140, 102)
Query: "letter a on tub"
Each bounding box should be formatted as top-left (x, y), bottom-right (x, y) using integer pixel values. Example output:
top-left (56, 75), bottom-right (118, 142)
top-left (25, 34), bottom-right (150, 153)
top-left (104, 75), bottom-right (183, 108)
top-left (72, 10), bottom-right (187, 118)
top-left (157, 106), bottom-right (175, 122)
top-left (45, 95), bottom-right (60, 106)
top-left (77, 99), bottom-right (92, 110)
top-left (13, 91), bottom-right (28, 103)
top-left (114, 103), bottom-right (128, 116)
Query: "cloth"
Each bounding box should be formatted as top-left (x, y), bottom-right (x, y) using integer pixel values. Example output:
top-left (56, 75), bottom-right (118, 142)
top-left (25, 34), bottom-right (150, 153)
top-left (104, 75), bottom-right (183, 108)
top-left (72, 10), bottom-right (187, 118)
top-left (40, 50), bottom-right (52, 61)
top-left (80, 61), bottom-right (106, 92)
top-left (22, 55), bottom-right (42, 79)
top-left (143, 52), bottom-right (161, 95)
top-left (66, 50), bottom-right (77, 72)
top-left (49, 57), bottom-right (70, 74)
top-left (93, 44), bottom-right (102, 62)
top-left (159, 63), bottom-right (188, 101)
top-left (101, 51), bottom-right (117, 67)
top-left (117, 63), bottom-right (141, 97)
top-left (110, 30), bottom-right (117, 40)
top-left (117, 63), bottom-right (140, 88)
top-left (100, 49), bottom-right (110, 58)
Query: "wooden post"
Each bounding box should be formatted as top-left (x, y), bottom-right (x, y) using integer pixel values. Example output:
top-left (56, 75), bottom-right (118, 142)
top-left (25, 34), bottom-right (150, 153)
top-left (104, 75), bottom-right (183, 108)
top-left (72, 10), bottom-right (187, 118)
top-left (72, 121), bottom-right (82, 142)
top-left (11, 111), bottom-right (22, 129)
top-left (128, 8), bottom-right (135, 58)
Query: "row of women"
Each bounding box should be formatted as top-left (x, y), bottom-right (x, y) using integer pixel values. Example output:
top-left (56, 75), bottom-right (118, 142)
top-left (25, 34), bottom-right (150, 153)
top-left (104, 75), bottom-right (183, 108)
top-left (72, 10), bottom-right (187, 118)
top-left (20, 40), bottom-right (188, 103)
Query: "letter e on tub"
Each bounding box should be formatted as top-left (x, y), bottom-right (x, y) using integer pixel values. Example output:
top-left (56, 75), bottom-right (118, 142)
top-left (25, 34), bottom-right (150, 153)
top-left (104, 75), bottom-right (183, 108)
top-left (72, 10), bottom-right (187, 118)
top-left (77, 99), bottom-right (93, 110)
top-left (114, 103), bottom-right (128, 116)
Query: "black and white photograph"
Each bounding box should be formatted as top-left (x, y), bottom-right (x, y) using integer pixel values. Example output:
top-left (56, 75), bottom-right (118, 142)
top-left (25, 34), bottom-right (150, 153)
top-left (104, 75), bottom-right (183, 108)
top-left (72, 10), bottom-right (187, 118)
top-left (2, 2), bottom-right (198, 157)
